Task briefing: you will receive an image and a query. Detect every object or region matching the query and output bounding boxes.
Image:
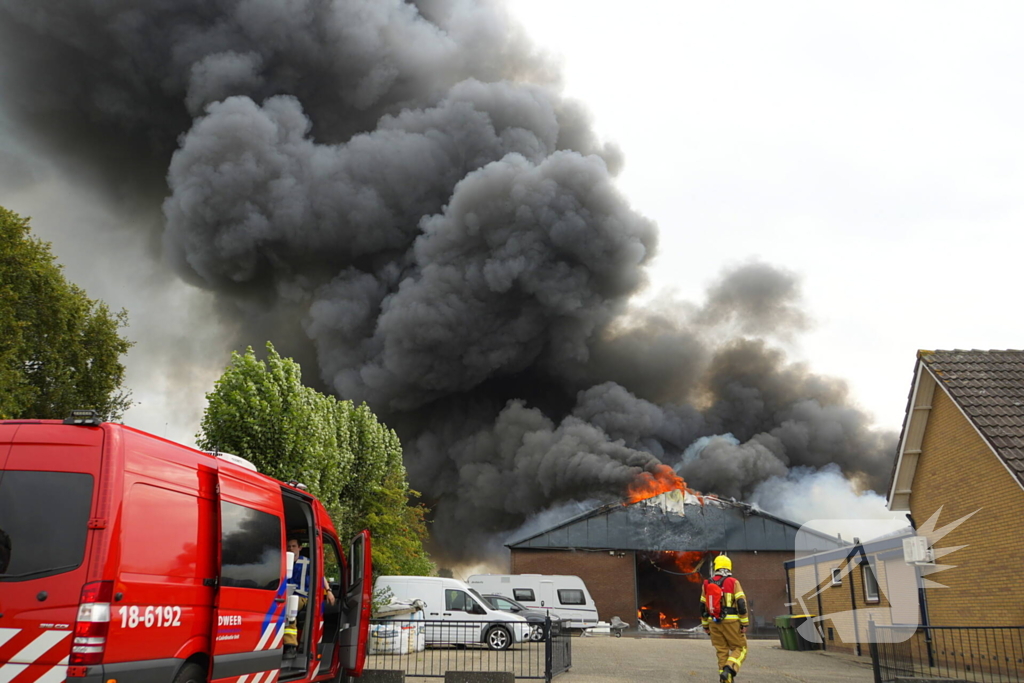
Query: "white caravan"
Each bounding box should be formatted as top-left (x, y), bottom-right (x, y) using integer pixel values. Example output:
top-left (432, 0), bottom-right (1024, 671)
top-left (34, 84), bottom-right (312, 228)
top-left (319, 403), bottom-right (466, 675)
top-left (375, 575), bottom-right (530, 650)
top-left (467, 575), bottom-right (599, 628)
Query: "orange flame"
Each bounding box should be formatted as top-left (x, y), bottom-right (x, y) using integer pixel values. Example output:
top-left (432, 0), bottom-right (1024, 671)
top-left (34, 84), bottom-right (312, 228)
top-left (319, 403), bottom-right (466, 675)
top-left (638, 605), bottom-right (682, 629)
top-left (669, 551), bottom-right (706, 583)
top-left (627, 464), bottom-right (688, 504)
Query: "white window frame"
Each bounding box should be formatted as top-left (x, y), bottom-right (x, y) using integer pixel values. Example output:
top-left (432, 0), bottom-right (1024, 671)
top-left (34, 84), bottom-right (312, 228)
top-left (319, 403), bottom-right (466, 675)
top-left (831, 568), bottom-right (842, 586)
top-left (862, 561), bottom-right (880, 603)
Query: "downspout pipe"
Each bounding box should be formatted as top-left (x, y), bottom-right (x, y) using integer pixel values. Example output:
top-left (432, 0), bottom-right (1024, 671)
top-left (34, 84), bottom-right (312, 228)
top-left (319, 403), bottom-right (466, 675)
top-left (908, 514), bottom-right (934, 667)
top-left (848, 545), bottom-right (861, 657)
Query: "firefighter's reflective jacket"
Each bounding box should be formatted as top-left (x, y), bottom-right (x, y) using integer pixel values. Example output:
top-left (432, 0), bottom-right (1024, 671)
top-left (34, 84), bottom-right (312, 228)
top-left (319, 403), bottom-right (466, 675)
top-left (700, 573), bottom-right (749, 627)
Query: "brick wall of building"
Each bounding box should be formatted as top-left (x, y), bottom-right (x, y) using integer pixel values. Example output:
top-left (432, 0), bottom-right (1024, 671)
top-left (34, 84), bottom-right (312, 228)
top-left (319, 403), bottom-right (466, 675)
top-left (910, 385), bottom-right (1024, 625)
top-left (511, 548), bottom-right (790, 630)
top-left (729, 551), bottom-right (790, 632)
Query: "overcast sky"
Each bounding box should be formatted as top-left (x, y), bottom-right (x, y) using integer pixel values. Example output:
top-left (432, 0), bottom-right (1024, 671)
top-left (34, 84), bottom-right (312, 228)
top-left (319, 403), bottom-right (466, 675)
top-left (506, 0), bottom-right (1024, 434)
top-left (3, 0), bottom-right (1022, 445)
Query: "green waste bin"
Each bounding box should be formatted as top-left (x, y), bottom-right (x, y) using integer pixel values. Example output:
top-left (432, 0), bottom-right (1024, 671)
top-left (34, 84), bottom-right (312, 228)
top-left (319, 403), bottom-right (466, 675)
top-left (790, 615), bottom-right (822, 651)
top-left (774, 615), bottom-right (798, 651)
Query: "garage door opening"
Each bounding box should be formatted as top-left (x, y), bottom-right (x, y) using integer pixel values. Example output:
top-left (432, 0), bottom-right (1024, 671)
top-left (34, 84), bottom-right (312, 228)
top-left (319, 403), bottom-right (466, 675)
top-left (636, 551), bottom-right (707, 629)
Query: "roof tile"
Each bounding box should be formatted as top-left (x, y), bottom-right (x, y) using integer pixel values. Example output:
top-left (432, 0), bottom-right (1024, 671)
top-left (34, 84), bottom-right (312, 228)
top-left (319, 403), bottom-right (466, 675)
top-left (923, 350), bottom-right (1024, 488)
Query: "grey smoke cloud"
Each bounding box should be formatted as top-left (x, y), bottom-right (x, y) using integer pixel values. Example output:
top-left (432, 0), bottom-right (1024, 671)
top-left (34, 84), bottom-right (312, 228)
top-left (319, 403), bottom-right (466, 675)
top-left (0, 0), bottom-right (897, 562)
top-left (696, 261), bottom-right (809, 336)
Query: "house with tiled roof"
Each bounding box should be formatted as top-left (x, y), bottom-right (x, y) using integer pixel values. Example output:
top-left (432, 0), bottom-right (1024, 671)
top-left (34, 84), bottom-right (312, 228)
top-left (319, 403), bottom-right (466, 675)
top-left (887, 349), bottom-right (1024, 626)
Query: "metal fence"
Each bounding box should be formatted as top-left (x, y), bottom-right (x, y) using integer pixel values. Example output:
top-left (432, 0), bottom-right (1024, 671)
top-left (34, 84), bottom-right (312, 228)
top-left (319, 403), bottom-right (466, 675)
top-left (365, 617), bottom-right (571, 681)
top-left (870, 621), bottom-right (1024, 683)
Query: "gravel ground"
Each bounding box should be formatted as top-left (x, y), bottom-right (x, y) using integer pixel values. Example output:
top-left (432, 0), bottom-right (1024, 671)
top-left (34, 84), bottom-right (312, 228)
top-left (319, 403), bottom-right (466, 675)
top-left (555, 635), bottom-right (875, 683)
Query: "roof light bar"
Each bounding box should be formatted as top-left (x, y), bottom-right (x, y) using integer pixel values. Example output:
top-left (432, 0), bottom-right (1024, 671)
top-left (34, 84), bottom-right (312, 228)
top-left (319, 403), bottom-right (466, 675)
top-left (63, 410), bottom-right (101, 426)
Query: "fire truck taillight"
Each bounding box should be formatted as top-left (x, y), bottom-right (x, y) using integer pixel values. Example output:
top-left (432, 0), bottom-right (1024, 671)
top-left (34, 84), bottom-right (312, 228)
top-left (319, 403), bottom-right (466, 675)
top-left (70, 581), bottom-right (113, 666)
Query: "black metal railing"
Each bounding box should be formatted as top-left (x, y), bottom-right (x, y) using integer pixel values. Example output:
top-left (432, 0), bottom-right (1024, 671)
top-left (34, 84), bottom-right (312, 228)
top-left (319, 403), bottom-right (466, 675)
top-left (870, 621), bottom-right (1024, 683)
top-left (365, 616), bottom-right (571, 680)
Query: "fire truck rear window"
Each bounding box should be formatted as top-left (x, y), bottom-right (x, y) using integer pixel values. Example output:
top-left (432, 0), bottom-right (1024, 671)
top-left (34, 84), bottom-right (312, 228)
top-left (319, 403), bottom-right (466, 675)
top-left (220, 501), bottom-right (282, 590)
top-left (0, 471), bottom-right (92, 580)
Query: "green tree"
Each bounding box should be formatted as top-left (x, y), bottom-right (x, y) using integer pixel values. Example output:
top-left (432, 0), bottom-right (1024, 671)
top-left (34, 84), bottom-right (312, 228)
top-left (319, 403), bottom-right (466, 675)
top-left (0, 206), bottom-right (133, 420)
top-left (198, 342), bottom-right (434, 577)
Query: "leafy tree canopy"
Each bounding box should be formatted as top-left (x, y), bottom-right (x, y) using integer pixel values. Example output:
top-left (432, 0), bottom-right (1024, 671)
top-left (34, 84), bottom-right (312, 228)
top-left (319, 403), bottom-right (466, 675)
top-left (0, 206), bottom-right (133, 420)
top-left (198, 342), bottom-right (434, 577)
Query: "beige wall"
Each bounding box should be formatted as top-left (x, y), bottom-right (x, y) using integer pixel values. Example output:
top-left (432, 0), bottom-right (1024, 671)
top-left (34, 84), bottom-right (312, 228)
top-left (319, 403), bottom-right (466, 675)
top-left (787, 553), bottom-right (897, 656)
top-left (909, 385), bottom-right (1024, 625)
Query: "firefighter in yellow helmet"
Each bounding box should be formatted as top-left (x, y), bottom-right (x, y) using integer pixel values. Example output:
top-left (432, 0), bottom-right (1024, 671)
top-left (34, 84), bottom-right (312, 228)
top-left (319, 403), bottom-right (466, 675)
top-left (701, 555), bottom-right (748, 682)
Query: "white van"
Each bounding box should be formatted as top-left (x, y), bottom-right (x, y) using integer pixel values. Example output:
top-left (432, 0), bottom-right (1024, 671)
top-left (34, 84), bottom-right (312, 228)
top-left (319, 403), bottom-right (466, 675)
top-left (375, 575), bottom-right (530, 650)
top-left (467, 575), bottom-right (599, 628)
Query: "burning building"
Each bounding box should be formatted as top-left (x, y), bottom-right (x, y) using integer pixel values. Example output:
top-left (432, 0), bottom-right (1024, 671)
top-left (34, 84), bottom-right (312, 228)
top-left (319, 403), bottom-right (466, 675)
top-left (508, 487), bottom-right (846, 631)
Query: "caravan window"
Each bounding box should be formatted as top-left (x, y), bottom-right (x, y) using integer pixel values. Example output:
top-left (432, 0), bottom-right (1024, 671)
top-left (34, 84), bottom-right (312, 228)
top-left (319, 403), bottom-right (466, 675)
top-left (513, 588), bottom-right (535, 602)
top-left (558, 589), bottom-right (585, 605)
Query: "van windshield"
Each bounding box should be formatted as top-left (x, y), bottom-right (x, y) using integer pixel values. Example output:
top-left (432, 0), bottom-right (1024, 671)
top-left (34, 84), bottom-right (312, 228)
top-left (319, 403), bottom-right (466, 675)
top-left (0, 471), bottom-right (93, 580)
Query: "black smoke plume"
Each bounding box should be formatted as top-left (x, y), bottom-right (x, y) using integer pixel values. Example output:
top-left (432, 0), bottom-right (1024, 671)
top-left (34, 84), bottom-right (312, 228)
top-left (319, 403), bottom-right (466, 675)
top-left (0, 0), bottom-right (896, 562)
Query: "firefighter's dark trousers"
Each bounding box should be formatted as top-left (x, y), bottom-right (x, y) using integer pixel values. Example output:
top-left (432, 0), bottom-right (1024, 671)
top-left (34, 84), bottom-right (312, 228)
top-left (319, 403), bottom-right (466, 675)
top-left (710, 620), bottom-right (747, 675)
top-left (283, 597), bottom-right (309, 648)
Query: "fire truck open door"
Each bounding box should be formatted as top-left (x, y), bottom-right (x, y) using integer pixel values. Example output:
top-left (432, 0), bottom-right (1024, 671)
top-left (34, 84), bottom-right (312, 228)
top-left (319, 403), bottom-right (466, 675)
top-left (340, 530), bottom-right (372, 677)
top-left (209, 470), bottom-right (288, 683)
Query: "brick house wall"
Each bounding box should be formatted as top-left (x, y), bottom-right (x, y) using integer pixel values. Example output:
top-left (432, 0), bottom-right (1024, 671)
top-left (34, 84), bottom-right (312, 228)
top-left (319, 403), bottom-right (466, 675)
top-left (512, 548), bottom-right (789, 630)
top-left (908, 386), bottom-right (1024, 626)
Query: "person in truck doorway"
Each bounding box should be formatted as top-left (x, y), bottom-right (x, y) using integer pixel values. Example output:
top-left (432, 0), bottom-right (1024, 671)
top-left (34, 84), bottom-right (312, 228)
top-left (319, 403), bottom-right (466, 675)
top-left (701, 554), bottom-right (749, 682)
top-left (283, 536), bottom-right (309, 659)
top-left (283, 535), bottom-right (336, 659)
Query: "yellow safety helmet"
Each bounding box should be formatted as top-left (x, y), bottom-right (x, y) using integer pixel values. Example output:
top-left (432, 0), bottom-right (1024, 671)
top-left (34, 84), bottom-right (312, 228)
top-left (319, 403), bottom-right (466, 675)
top-left (713, 555), bottom-right (732, 572)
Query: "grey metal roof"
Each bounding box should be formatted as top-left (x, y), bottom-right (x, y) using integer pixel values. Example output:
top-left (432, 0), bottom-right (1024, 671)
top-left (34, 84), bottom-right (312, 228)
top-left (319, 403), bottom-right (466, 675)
top-left (508, 498), bottom-right (846, 553)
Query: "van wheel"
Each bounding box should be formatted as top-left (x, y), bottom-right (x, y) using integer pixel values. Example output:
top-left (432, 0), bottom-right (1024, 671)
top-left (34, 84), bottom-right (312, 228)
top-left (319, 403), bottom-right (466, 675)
top-left (486, 625), bottom-right (512, 650)
top-left (172, 663), bottom-right (206, 683)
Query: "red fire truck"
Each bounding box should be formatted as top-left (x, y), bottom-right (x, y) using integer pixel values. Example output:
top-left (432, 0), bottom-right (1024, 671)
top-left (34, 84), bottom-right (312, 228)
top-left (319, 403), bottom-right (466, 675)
top-left (0, 413), bottom-right (372, 683)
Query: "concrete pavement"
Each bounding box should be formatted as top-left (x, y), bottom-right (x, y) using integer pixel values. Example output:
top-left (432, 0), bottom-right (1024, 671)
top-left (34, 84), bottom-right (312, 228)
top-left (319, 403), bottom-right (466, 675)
top-left (556, 636), bottom-right (875, 683)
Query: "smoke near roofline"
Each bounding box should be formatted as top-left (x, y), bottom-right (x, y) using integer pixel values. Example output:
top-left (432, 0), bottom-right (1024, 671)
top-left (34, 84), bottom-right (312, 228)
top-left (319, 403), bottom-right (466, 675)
top-left (0, 0), bottom-right (896, 563)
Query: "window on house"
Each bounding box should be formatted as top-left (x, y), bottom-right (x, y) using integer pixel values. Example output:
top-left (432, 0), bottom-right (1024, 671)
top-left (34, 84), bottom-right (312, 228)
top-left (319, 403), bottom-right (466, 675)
top-left (831, 568), bottom-right (842, 586)
top-left (863, 562), bottom-right (880, 603)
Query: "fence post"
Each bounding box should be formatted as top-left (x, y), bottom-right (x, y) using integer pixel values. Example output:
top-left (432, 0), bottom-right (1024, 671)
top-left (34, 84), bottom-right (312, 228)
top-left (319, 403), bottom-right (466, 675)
top-left (868, 619), bottom-right (881, 683)
top-left (544, 615), bottom-right (553, 682)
